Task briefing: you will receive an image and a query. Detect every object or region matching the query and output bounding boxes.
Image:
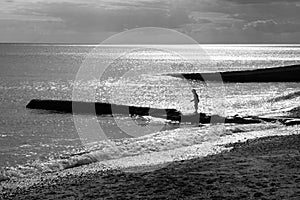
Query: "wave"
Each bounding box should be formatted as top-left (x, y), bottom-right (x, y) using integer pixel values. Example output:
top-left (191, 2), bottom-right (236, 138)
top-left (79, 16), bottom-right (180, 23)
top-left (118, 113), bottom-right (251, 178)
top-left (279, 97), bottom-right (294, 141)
top-left (288, 106), bottom-right (300, 118)
top-left (1, 123), bottom-right (279, 180)
top-left (268, 91), bottom-right (300, 102)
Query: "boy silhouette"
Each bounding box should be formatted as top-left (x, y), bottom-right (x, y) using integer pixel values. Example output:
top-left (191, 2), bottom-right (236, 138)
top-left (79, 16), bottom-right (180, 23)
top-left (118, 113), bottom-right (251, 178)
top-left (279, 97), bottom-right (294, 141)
top-left (191, 89), bottom-right (199, 114)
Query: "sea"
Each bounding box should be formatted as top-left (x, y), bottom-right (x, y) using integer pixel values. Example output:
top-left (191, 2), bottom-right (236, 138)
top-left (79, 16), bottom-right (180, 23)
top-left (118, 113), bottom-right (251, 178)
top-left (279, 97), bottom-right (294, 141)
top-left (0, 44), bottom-right (300, 177)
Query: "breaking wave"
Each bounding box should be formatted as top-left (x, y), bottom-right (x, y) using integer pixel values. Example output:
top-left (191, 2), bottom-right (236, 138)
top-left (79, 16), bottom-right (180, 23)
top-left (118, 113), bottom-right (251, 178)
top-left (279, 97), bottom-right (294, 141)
top-left (1, 123), bottom-right (279, 180)
top-left (269, 91), bottom-right (300, 102)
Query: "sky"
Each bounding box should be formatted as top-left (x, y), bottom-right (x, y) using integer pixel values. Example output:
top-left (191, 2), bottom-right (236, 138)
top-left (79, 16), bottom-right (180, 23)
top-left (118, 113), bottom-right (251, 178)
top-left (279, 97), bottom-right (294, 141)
top-left (1, 0), bottom-right (300, 43)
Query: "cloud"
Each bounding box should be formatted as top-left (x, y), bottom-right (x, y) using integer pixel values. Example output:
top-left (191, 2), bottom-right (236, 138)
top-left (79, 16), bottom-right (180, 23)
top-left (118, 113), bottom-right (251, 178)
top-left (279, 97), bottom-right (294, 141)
top-left (229, 2), bottom-right (300, 22)
top-left (225, 0), bottom-right (299, 5)
top-left (0, 0), bottom-right (300, 43)
top-left (24, 1), bottom-right (195, 33)
top-left (244, 19), bottom-right (300, 33)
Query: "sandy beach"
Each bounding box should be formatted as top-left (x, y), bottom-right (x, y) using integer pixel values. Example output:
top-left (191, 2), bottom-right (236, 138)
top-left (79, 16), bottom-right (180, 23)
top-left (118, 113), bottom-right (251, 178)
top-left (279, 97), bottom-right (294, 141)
top-left (1, 132), bottom-right (299, 200)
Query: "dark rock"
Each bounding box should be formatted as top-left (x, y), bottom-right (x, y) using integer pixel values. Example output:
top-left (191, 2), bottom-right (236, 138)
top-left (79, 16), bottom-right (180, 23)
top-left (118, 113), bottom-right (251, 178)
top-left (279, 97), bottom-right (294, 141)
top-left (0, 174), bottom-right (9, 182)
top-left (253, 192), bottom-right (264, 198)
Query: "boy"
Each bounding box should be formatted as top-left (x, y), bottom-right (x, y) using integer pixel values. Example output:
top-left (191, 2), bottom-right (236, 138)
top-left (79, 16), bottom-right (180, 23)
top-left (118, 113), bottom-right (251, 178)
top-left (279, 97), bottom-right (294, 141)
top-left (191, 89), bottom-right (199, 113)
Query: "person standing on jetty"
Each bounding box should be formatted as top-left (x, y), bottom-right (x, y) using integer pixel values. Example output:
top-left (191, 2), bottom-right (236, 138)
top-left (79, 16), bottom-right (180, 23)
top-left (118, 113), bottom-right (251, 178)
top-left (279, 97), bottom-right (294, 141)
top-left (191, 89), bottom-right (199, 114)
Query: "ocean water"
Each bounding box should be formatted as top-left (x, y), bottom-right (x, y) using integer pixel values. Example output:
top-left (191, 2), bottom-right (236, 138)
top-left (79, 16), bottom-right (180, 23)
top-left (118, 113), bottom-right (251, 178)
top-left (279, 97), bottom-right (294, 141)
top-left (0, 44), bottom-right (300, 176)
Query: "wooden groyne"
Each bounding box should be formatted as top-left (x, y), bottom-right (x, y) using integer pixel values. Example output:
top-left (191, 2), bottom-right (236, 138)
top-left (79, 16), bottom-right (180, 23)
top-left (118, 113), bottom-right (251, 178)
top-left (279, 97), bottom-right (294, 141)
top-left (26, 99), bottom-right (181, 121)
top-left (26, 99), bottom-right (264, 124)
top-left (168, 64), bottom-right (300, 82)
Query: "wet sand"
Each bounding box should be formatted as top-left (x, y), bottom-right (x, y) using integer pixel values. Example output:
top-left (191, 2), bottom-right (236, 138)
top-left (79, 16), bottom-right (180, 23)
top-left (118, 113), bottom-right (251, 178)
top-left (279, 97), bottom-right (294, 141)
top-left (1, 133), bottom-right (300, 199)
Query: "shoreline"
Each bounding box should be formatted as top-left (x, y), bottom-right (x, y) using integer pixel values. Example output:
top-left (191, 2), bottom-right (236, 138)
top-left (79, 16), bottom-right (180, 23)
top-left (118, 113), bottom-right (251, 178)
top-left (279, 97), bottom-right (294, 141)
top-left (1, 126), bottom-right (300, 199)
